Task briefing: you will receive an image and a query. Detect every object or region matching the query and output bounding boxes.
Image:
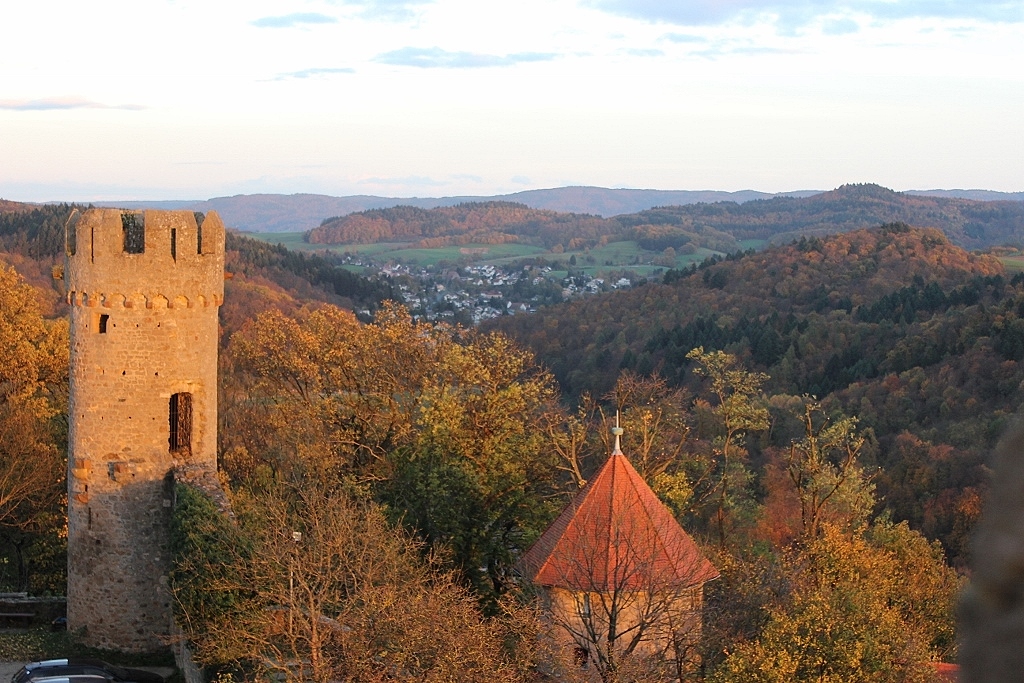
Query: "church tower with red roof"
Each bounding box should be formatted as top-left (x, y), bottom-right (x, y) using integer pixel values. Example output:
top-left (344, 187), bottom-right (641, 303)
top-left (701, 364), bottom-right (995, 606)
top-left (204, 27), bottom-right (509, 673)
top-left (518, 422), bottom-right (717, 674)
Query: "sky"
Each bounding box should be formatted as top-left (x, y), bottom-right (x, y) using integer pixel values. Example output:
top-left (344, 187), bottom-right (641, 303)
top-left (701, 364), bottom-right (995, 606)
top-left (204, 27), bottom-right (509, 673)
top-left (1, 0), bottom-right (1023, 202)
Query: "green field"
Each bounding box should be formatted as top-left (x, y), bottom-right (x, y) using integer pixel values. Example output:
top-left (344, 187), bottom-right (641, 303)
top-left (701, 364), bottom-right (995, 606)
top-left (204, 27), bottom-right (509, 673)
top-left (394, 243), bottom-right (546, 267)
top-left (245, 233), bottom-right (729, 274)
top-left (999, 256), bottom-right (1024, 273)
top-left (245, 232), bottom-right (412, 257)
top-left (246, 231), bottom-right (312, 249)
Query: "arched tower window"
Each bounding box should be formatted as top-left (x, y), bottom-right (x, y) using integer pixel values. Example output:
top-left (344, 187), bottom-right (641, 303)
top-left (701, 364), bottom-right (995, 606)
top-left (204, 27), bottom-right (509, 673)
top-left (169, 392), bottom-right (193, 454)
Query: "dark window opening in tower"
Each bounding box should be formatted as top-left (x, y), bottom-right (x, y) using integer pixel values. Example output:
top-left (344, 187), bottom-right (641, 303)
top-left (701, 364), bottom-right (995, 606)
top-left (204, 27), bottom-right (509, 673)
top-left (171, 228), bottom-right (177, 261)
top-left (122, 212), bottom-right (145, 254)
top-left (65, 210), bottom-right (80, 256)
top-left (95, 314), bottom-right (109, 334)
top-left (169, 392), bottom-right (193, 454)
top-left (195, 212), bottom-right (205, 254)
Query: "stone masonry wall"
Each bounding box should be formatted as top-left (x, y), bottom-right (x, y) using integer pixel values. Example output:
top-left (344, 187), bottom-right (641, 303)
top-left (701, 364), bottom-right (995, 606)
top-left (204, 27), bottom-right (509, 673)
top-left (65, 209), bottom-right (224, 652)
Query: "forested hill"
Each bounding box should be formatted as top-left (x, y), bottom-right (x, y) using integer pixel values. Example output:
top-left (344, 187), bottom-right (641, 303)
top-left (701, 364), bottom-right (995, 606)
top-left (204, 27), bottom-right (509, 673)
top-left (623, 183), bottom-right (1024, 248)
top-left (307, 201), bottom-right (609, 249)
top-left (486, 223), bottom-right (1003, 397)
top-left (0, 204), bottom-right (395, 336)
top-left (306, 184), bottom-right (1024, 251)
top-left (0, 199), bottom-right (33, 213)
top-left (486, 224), bottom-right (1021, 562)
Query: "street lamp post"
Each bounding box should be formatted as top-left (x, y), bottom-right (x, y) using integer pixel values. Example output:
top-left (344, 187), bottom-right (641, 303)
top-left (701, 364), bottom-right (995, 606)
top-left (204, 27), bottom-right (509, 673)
top-left (289, 530), bottom-right (302, 635)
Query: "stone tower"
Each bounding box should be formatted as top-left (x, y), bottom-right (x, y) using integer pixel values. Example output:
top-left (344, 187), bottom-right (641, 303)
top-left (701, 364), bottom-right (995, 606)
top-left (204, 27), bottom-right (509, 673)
top-left (64, 209), bottom-right (224, 651)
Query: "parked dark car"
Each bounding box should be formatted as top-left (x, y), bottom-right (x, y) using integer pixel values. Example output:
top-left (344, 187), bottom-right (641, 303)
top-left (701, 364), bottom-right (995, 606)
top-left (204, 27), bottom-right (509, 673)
top-left (12, 661), bottom-right (164, 683)
top-left (24, 675), bottom-right (112, 683)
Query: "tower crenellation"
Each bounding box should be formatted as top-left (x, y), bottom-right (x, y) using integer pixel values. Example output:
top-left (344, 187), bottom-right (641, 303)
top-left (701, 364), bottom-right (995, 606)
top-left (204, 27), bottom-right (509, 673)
top-left (65, 209), bottom-right (224, 652)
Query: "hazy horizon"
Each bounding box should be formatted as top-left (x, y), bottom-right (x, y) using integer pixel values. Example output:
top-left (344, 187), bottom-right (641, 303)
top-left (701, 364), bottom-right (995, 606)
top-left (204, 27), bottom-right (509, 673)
top-left (2, 0), bottom-right (1022, 202)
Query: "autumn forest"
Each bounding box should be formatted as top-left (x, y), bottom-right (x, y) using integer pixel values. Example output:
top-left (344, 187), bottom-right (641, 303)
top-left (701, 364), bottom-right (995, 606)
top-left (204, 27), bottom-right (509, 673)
top-left (2, 188), bottom-right (1022, 681)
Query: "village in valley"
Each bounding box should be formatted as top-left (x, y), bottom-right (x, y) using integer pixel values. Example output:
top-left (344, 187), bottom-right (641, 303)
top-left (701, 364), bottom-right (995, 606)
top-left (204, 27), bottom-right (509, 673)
top-left (368, 259), bottom-right (634, 324)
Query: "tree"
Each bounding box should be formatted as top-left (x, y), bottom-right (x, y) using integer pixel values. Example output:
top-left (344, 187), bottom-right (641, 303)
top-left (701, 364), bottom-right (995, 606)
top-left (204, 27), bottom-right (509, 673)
top-left (223, 302), bottom-right (562, 603)
top-left (784, 400), bottom-right (871, 542)
top-left (605, 373), bottom-right (694, 518)
top-left (0, 263), bottom-right (68, 591)
top-left (541, 395), bottom-right (597, 490)
top-left (711, 525), bottom-right (939, 683)
top-left (687, 347), bottom-right (769, 547)
top-left (171, 479), bottom-right (529, 683)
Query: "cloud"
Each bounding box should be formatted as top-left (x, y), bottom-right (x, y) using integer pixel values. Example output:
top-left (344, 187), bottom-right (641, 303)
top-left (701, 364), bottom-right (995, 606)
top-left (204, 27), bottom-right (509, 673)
top-left (340, 0), bottom-right (434, 21)
top-left (275, 67), bottom-right (356, 79)
top-left (694, 44), bottom-right (799, 59)
top-left (250, 13), bottom-right (337, 28)
top-left (511, 176), bottom-right (532, 185)
top-left (624, 48), bottom-right (665, 57)
top-left (663, 33), bottom-right (707, 43)
top-left (586, 0), bottom-right (1024, 28)
top-left (823, 17), bottom-right (860, 34)
top-left (360, 175), bottom-right (449, 187)
top-left (374, 47), bottom-right (557, 68)
top-left (0, 97), bottom-right (146, 111)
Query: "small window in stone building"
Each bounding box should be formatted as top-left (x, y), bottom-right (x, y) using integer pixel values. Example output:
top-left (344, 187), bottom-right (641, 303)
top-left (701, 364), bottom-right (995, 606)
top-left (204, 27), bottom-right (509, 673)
top-left (94, 313), bottom-right (109, 334)
top-left (171, 228), bottom-right (177, 261)
top-left (122, 212), bottom-right (145, 254)
top-left (169, 392), bottom-right (193, 454)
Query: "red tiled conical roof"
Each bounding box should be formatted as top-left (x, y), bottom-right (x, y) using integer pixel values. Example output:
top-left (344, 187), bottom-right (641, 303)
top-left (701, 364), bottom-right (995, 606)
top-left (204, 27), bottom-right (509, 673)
top-left (519, 452), bottom-right (718, 591)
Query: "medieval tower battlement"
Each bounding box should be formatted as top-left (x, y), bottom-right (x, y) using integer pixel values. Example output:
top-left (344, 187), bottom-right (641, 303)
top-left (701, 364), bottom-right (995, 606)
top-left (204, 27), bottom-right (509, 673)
top-left (65, 209), bottom-right (224, 651)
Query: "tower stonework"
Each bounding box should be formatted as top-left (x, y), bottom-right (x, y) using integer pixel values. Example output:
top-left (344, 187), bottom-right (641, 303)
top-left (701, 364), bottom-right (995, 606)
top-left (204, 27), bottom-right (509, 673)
top-left (65, 209), bottom-right (224, 651)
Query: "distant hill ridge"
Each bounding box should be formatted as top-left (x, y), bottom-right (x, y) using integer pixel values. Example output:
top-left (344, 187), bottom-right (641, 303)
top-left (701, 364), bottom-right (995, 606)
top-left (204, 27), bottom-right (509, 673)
top-left (82, 185), bottom-right (1023, 233)
top-left (307, 184), bottom-right (1024, 251)
top-left (0, 199), bottom-right (34, 213)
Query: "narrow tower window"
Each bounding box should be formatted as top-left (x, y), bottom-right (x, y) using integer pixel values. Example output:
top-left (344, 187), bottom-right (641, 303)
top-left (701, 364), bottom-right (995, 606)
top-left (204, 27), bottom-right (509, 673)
top-left (65, 210), bottom-right (80, 256)
top-left (94, 314), bottom-right (109, 334)
top-left (169, 392), bottom-right (193, 454)
top-left (171, 228), bottom-right (177, 261)
top-left (122, 212), bottom-right (145, 254)
top-left (194, 212), bottom-right (205, 255)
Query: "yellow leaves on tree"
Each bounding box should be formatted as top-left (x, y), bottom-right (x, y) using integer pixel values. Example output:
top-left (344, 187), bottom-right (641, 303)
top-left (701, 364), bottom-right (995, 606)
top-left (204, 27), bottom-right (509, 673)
top-left (0, 263), bottom-right (68, 530)
top-left (222, 301), bottom-right (562, 603)
top-left (224, 301), bottom-right (556, 484)
top-left (712, 522), bottom-right (959, 683)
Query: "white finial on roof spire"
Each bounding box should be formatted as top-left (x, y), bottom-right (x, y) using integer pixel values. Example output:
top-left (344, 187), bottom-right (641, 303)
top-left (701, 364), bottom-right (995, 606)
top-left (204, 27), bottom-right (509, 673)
top-left (612, 410), bottom-right (624, 455)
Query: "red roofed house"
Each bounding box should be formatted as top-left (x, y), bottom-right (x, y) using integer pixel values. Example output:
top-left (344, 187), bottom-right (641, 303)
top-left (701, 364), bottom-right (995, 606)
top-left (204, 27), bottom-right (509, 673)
top-left (518, 427), bottom-right (718, 679)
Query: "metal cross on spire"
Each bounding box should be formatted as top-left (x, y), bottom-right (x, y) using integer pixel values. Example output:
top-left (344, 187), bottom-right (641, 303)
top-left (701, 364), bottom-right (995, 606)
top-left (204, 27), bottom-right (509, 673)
top-left (612, 410), bottom-right (624, 455)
